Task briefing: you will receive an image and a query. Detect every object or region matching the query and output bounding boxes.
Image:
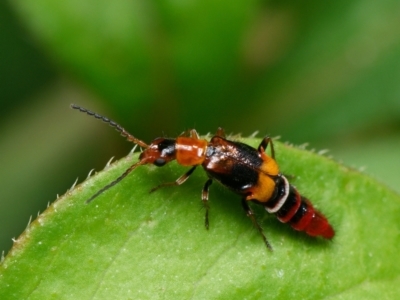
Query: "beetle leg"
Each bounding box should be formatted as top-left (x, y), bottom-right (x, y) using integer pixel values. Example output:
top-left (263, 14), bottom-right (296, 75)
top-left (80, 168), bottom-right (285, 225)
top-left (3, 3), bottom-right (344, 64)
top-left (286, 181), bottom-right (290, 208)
top-left (202, 179), bottom-right (213, 229)
top-left (283, 173), bottom-right (296, 180)
top-left (241, 199), bottom-right (273, 251)
top-left (179, 129), bottom-right (199, 139)
top-left (179, 129), bottom-right (190, 137)
top-left (149, 166), bottom-right (197, 193)
top-left (215, 127), bottom-right (226, 138)
top-left (258, 136), bottom-right (275, 159)
top-left (190, 129), bottom-right (200, 139)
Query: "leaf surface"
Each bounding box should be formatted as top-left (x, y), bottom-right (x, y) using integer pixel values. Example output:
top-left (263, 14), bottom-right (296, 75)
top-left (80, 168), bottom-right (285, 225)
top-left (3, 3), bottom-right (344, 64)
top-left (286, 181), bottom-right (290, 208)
top-left (1, 139), bottom-right (399, 299)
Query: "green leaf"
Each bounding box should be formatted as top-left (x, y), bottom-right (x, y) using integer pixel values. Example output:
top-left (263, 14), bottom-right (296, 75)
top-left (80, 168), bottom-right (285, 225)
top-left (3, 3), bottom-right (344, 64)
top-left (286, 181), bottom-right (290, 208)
top-left (1, 138), bottom-right (400, 299)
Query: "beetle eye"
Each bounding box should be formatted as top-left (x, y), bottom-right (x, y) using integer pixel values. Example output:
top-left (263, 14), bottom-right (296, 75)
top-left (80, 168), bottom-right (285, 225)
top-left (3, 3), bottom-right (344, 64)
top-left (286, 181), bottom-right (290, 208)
top-left (154, 158), bottom-right (166, 167)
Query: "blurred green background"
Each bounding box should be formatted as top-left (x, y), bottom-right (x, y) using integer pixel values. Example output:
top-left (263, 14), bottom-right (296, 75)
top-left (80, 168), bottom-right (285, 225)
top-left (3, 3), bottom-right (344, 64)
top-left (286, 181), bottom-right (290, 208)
top-left (1, 0), bottom-right (399, 255)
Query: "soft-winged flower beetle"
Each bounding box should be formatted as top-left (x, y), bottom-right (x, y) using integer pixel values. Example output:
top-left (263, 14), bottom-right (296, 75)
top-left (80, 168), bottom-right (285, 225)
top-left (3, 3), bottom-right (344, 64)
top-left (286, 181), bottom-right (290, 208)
top-left (71, 104), bottom-right (334, 250)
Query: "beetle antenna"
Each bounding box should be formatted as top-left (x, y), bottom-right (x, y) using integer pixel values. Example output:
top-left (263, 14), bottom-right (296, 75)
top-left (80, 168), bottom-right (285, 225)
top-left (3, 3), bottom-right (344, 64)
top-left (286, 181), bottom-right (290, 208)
top-left (71, 104), bottom-right (149, 148)
top-left (86, 159), bottom-right (148, 203)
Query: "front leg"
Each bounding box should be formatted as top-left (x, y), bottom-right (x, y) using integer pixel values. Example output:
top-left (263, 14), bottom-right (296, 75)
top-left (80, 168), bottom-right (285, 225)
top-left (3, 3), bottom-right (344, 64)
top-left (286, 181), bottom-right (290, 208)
top-left (149, 166), bottom-right (197, 193)
top-left (179, 129), bottom-right (200, 139)
top-left (241, 199), bottom-right (273, 251)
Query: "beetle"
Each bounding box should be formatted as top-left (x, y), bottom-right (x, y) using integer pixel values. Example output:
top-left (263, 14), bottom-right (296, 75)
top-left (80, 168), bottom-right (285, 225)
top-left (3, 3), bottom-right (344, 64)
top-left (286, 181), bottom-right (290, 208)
top-left (71, 104), bottom-right (334, 250)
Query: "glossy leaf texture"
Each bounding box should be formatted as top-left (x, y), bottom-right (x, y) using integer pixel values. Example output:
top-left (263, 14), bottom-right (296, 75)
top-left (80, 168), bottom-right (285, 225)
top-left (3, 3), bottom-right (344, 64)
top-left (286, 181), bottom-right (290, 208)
top-left (1, 139), bottom-right (399, 299)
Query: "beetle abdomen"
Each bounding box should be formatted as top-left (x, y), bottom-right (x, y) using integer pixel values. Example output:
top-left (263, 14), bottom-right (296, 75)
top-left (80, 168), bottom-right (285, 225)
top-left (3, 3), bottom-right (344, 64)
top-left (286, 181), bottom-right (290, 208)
top-left (265, 175), bottom-right (334, 239)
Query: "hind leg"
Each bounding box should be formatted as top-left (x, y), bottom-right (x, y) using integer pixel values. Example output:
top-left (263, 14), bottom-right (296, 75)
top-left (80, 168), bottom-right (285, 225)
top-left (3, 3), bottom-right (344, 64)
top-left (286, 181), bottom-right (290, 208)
top-left (241, 199), bottom-right (273, 251)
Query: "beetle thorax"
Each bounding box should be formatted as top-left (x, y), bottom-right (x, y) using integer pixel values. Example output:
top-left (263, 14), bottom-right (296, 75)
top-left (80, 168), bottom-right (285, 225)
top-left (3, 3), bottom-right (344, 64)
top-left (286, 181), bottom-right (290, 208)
top-left (175, 137), bottom-right (208, 166)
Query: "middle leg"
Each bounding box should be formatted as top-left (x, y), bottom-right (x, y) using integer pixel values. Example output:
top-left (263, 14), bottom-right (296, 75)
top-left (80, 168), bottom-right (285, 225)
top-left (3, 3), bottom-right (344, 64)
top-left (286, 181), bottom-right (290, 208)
top-left (202, 179), bottom-right (213, 229)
